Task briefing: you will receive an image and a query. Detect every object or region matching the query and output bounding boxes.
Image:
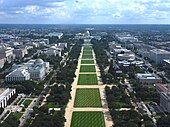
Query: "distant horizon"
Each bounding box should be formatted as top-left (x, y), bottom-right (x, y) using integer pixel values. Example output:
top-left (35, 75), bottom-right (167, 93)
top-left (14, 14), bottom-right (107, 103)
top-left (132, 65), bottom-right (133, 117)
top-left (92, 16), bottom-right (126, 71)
top-left (0, 23), bottom-right (170, 25)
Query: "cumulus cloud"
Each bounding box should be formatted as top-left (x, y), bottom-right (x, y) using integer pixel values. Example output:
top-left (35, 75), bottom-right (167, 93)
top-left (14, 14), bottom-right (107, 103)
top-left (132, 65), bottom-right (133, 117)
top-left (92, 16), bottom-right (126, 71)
top-left (0, 0), bottom-right (169, 24)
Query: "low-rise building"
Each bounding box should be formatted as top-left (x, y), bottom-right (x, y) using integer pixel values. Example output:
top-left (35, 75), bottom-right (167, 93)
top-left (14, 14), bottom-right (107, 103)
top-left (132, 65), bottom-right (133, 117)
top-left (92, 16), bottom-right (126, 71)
top-left (5, 67), bottom-right (30, 82)
top-left (116, 33), bottom-right (138, 43)
top-left (117, 53), bottom-right (135, 61)
top-left (58, 43), bottom-right (67, 50)
top-left (118, 60), bottom-right (144, 67)
top-left (0, 56), bottom-right (6, 68)
top-left (0, 47), bottom-right (15, 63)
top-left (5, 59), bottom-right (50, 82)
top-left (0, 88), bottom-right (16, 108)
top-left (13, 48), bottom-right (28, 59)
top-left (136, 73), bottom-right (162, 84)
top-left (47, 32), bottom-right (63, 39)
top-left (109, 42), bottom-right (132, 55)
top-left (45, 46), bottom-right (62, 57)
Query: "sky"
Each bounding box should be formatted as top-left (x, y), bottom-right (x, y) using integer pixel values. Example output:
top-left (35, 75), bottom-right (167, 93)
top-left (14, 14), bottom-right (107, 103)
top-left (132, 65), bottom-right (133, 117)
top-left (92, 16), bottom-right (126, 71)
top-left (0, 0), bottom-right (170, 24)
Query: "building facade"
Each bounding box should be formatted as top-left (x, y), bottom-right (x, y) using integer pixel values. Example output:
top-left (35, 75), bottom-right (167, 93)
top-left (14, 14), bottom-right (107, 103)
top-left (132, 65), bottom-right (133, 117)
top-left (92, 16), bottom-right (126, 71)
top-left (0, 47), bottom-right (15, 63)
top-left (136, 73), bottom-right (162, 84)
top-left (156, 83), bottom-right (170, 113)
top-left (160, 92), bottom-right (170, 113)
top-left (13, 48), bottom-right (27, 59)
top-left (149, 49), bottom-right (170, 64)
top-left (5, 59), bottom-right (49, 82)
top-left (0, 88), bottom-right (16, 108)
top-left (0, 56), bottom-right (5, 68)
top-left (5, 67), bottom-right (30, 82)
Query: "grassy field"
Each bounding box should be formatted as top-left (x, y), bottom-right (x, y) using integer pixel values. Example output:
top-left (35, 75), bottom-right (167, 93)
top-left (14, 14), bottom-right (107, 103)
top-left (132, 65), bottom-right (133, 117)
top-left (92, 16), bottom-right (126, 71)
top-left (82, 54), bottom-right (93, 59)
top-left (81, 60), bottom-right (94, 64)
top-left (78, 74), bottom-right (98, 85)
top-left (45, 102), bottom-right (58, 108)
top-left (83, 46), bottom-right (92, 51)
top-left (71, 111), bottom-right (105, 127)
top-left (13, 112), bottom-right (23, 120)
top-left (80, 65), bottom-right (96, 72)
top-left (74, 88), bottom-right (102, 107)
top-left (83, 50), bottom-right (93, 55)
top-left (23, 99), bottom-right (32, 108)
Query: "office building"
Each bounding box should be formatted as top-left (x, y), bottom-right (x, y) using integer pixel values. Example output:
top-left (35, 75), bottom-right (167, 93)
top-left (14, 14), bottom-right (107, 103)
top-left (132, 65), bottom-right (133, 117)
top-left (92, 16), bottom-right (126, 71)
top-left (149, 49), bottom-right (170, 64)
top-left (160, 92), bottom-right (170, 113)
top-left (156, 83), bottom-right (170, 113)
top-left (136, 73), bottom-right (162, 84)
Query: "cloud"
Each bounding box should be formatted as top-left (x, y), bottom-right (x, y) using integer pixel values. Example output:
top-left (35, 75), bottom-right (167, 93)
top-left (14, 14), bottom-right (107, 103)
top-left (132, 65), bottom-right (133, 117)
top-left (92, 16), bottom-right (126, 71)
top-left (0, 0), bottom-right (169, 24)
top-left (24, 5), bottom-right (40, 14)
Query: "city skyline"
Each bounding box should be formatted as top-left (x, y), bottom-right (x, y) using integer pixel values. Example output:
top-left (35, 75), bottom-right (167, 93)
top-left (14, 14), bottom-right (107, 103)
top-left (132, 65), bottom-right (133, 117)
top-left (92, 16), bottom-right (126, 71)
top-left (0, 0), bottom-right (170, 24)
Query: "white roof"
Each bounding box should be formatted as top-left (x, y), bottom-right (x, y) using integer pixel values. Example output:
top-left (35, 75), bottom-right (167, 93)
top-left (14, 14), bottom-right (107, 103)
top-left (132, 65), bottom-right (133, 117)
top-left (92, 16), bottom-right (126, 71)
top-left (136, 73), bottom-right (160, 80)
top-left (151, 49), bottom-right (170, 54)
top-left (7, 68), bottom-right (30, 77)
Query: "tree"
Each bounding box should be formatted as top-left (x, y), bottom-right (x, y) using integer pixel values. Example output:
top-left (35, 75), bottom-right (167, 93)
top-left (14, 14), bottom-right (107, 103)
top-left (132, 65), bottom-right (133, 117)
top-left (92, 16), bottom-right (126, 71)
top-left (157, 115), bottom-right (170, 127)
top-left (0, 113), bottom-right (20, 127)
top-left (0, 108), bottom-right (4, 115)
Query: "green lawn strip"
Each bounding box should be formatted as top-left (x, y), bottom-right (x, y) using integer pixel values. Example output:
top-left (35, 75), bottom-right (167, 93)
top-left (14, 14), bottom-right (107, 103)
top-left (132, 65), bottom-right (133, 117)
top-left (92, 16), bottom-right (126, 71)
top-left (83, 50), bottom-right (93, 55)
top-left (71, 111), bottom-right (105, 127)
top-left (13, 112), bottom-right (23, 120)
top-left (18, 99), bottom-right (25, 105)
top-left (78, 74), bottom-right (98, 85)
top-left (84, 45), bottom-right (92, 48)
top-left (23, 118), bottom-right (32, 127)
top-left (83, 46), bottom-right (92, 51)
top-left (74, 88), bottom-right (102, 107)
top-left (82, 54), bottom-right (93, 59)
top-left (45, 102), bottom-right (59, 108)
top-left (80, 65), bottom-right (96, 72)
top-left (81, 60), bottom-right (94, 64)
top-left (23, 99), bottom-right (32, 108)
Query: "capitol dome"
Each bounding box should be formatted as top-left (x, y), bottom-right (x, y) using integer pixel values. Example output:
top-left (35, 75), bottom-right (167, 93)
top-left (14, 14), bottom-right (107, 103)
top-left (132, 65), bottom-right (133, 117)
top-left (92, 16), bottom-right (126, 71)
top-left (50, 46), bottom-right (57, 50)
top-left (35, 58), bottom-right (44, 64)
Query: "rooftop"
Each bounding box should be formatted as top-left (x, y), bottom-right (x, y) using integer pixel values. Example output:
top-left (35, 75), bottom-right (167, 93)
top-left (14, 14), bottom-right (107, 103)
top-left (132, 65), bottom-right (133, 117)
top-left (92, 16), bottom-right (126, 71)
top-left (150, 49), bottom-right (170, 54)
top-left (136, 73), bottom-right (161, 80)
top-left (0, 88), bottom-right (15, 101)
top-left (164, 59), bottom-right (170, 64)
top-left (0, 88), bottom-right (6, 95)
top-left (156, 83), bottom-right (170, 93)
top-left (7, 67), bottom-right (30, 77)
